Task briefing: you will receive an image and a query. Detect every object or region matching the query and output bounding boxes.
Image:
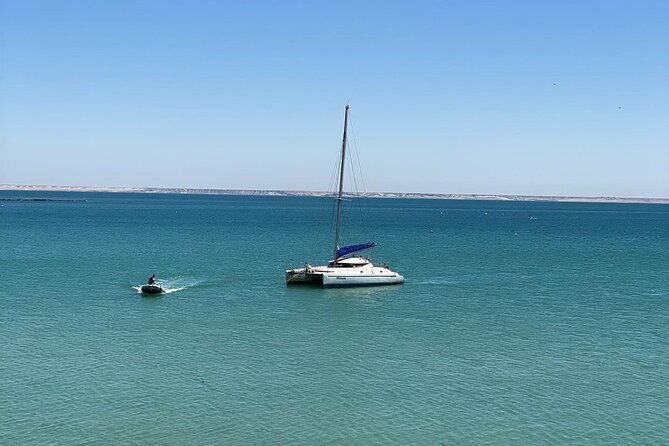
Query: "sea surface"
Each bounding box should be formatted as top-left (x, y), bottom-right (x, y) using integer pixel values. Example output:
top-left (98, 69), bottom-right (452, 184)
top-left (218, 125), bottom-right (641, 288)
top-left (1, 191), bottom-right (668, 445)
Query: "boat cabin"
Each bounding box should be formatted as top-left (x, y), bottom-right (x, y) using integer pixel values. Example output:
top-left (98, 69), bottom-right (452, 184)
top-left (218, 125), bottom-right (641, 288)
top-left (327, 256), bottom-right (372, 268)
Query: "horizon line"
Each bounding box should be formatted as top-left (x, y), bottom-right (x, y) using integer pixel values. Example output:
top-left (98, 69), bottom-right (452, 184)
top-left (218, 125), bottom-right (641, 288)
top-left (1, 184), bottom-right (668, 204)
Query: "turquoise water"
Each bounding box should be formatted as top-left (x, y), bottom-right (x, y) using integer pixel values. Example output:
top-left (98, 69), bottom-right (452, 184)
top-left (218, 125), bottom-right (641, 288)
top-left (2, 191), bottom-right (668, 444)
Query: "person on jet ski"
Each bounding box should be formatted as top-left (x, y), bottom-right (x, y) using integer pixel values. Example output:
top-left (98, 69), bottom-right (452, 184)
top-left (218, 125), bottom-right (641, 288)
top-left (148, 274), bottom-right (157, 285)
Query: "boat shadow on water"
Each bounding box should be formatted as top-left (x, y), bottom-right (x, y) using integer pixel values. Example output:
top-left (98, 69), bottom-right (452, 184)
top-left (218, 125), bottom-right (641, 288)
top-left (287, 282), bottom-right (400, 303)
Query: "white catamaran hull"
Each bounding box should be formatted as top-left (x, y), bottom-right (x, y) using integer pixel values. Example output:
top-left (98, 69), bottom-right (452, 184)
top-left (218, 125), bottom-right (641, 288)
top-left (321, 271), bottom-right (405, 287)
top-left (286, 259), bottom-right (404, 287)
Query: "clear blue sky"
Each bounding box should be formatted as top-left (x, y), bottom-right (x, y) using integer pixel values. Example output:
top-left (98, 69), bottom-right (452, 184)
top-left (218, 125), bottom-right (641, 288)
top-left (1, 0), bottom-right (667, 197)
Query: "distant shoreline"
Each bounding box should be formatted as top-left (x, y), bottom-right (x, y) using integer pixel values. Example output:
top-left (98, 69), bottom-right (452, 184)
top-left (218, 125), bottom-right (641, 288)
top-left (1, 184), bottom-right (667, 204)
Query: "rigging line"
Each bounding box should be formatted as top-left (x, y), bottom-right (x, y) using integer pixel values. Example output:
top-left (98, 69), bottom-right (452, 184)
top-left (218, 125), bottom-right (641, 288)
top-left (327, 140), bottom-right (342, 241)
top-left (327, 131), bottom-right (341, 195)
top-left (347, 111), bottom-right (368, 194)
top-left (346, 110), bottom-right (373, 242)
top-left (346, 138), bottom-right (367, 236)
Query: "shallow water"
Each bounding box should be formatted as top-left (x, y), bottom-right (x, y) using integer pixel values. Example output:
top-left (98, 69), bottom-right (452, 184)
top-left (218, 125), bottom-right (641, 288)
top-left (2, 191), bottom-right (668, 444)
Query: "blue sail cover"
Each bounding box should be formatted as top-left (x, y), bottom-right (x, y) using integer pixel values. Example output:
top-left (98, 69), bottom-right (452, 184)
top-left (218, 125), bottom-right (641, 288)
top-left (337, 242), bottom-right (376, 258)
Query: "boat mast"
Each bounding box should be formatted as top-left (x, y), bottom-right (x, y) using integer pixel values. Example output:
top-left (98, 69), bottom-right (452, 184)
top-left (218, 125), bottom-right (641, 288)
top-left (333, 104), bottom-right (349, 266)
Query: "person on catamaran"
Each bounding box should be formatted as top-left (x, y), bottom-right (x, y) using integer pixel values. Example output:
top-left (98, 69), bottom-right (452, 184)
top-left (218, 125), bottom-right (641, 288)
top-left (148, 274), bottom-right (157, 285)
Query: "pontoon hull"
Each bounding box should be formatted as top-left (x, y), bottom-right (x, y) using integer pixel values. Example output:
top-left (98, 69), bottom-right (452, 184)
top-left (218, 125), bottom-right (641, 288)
top-left (285, 270), bottom-right (324, 285)
top-left (140, 284), bottom-right (165, 294)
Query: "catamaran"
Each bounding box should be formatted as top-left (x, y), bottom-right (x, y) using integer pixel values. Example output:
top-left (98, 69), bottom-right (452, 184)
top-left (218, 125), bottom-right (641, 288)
top-left (285, 105), bottom-right (404, 287)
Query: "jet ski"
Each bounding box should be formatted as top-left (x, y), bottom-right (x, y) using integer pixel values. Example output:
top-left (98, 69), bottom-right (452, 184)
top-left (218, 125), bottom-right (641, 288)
top-left (140, 284), bottom-right (165, 294)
